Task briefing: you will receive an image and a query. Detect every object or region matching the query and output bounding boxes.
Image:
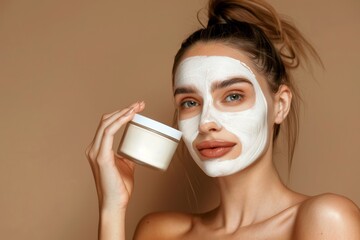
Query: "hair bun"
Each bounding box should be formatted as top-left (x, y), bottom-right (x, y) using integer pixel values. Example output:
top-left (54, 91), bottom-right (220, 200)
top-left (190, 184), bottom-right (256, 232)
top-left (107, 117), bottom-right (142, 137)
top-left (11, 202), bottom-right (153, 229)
top-left (206, 0), bottom-right (322, 69)
top-left (207, 0), bottom-right (230, 26)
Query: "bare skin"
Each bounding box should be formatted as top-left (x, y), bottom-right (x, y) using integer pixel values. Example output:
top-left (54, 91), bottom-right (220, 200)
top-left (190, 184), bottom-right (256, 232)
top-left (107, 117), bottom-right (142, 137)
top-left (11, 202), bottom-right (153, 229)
top-left (86, 43), bottom-right (360, 240)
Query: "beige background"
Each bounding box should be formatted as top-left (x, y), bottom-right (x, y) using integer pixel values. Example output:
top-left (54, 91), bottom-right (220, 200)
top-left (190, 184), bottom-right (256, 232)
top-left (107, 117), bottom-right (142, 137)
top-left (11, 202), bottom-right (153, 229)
top-left (0, 0), bottom-right (359, 239)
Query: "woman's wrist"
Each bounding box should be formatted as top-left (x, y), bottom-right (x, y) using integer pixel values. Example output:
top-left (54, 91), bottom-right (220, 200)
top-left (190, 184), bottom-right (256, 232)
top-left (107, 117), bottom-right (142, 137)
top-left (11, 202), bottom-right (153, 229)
top-left (100, 202), bottom-right (127, 216)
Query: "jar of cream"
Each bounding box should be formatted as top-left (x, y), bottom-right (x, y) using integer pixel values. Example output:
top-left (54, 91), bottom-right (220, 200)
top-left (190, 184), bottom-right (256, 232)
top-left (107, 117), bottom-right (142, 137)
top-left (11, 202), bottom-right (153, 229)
top-left (117, 114), bottom-right (182, 171)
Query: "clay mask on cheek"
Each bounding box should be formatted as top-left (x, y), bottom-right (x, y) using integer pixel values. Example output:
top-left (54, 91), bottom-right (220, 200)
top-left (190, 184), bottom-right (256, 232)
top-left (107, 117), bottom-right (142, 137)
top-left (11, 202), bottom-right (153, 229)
top-left (174, 56), bottom-right (268, 177)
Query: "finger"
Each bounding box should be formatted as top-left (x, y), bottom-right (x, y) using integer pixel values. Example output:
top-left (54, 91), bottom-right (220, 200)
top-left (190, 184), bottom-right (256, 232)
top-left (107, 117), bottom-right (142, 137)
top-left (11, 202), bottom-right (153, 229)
top-left (137, 101), bottom-right (146, 112)
top-left (91, 102), bottom-right (141, 157)
top-left (91, 108), bottom-right (129, 153)
top-left (85, 142), bottom-right (104, 204)
top-left (97, 108), bottom-right (138, 163)
top-left (101, 101), bottom-right (140, 121)
top-left (96, 101), bottom-right (146, 159)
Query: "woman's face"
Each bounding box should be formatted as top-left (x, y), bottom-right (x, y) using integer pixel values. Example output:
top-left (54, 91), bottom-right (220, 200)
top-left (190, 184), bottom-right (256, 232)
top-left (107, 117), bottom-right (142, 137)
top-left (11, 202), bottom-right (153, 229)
top-left (173, 42), bottom-right (276, 177)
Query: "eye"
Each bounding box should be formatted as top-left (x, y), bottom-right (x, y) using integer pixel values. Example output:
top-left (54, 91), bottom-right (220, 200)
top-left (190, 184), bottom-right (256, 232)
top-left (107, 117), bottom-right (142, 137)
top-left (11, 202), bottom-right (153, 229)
top-left (180, 100), bottom-right (199, 109)
top-left (224, 93), bottom-right (243, 102)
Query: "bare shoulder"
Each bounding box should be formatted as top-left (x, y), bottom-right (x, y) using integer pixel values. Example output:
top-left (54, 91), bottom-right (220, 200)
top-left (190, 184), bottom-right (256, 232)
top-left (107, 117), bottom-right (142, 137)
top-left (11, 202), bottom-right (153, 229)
top-left (133, 211), bottom-right (193, 240)
top-left (294, 193), bottom-right (360, 239)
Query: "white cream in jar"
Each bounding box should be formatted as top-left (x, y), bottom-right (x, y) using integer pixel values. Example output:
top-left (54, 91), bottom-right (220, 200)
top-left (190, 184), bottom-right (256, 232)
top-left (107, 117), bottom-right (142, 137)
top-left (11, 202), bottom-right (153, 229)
top-left (117, 114), bottom-right (182, 171)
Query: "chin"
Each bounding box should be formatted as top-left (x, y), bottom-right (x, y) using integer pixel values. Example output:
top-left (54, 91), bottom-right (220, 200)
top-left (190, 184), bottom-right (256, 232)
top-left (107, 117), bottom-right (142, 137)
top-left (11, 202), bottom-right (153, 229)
top-left (199, 159), bottom-right (247, 177)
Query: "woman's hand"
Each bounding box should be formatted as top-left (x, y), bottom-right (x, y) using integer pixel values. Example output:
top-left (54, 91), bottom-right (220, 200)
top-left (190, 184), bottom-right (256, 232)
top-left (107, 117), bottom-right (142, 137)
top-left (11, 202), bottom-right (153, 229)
top-left (85, 101), bottom-right (145, 211)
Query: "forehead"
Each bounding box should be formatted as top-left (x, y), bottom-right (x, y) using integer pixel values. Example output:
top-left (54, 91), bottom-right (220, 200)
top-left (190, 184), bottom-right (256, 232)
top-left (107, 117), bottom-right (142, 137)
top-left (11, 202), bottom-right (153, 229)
top-left (180, 42), bottom-right (255, 68)
top-left (174, 55), bottom-right (256, 88)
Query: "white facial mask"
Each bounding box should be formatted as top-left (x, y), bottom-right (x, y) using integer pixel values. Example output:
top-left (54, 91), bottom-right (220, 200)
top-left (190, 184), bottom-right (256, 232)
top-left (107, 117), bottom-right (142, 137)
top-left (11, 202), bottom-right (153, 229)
top-left (174, 56), bottom-right (268, 177)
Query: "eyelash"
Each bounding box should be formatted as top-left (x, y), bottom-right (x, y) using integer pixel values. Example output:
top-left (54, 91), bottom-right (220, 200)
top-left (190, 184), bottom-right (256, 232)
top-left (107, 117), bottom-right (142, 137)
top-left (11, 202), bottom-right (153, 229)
top-left (223, 92), bottom-right (244, 103)
top-left (178, 91), bottom-right (245, 109)
top-left (180, 99), bottom-right (200, 109)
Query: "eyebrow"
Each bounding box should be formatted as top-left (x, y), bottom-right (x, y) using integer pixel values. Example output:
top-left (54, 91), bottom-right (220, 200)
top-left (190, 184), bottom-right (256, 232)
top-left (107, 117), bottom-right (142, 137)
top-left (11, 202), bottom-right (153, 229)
top-left (173, 78), bottom-right (252, 96)
top-left (212, 78), bottom-right (252, 91)
top-left (173, 87), bottom-right (197, 96)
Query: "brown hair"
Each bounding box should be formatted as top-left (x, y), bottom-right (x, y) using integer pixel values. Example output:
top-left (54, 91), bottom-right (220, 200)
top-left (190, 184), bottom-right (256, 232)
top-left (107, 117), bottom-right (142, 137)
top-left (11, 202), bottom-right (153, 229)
top-left (172, 0), bottom-right (322, 171)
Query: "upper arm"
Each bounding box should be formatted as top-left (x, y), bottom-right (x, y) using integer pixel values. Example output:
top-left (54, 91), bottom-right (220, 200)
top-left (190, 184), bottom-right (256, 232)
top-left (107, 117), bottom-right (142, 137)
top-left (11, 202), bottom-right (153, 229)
top-left (133, 212), bottom-right (192, 240)
top-left (294, 193), bottom-right (360, 240)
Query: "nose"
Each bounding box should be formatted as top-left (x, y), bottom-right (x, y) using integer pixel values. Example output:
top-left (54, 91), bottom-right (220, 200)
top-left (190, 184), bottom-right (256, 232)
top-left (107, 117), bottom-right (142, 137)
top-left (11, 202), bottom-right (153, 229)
top-left (199, 121), bottom-right (221, 133)
top-left (198, 104), bottom-right (222, 134)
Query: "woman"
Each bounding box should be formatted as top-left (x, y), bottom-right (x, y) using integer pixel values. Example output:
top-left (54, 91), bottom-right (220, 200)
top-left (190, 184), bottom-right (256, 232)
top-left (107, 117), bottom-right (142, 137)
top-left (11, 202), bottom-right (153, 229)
top-left (85, 0), bottom-right (360, 239)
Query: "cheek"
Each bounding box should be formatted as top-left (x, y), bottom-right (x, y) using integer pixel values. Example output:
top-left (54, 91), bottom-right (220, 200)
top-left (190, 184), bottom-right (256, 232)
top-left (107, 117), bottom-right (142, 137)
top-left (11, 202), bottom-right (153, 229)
top-left (257, 82), bottom-right (275, 121)
top-left (178, 107), bottom-right (202, 121)
top-left (265, 97), bottom-right (276, 136)
top-left (178, 115), bottom-right (200, 143)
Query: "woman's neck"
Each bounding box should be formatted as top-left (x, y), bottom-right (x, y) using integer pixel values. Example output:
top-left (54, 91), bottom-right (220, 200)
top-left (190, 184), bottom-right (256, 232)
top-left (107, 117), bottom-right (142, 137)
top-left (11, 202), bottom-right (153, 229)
top-left (211, 148), bottom-right (299, 233)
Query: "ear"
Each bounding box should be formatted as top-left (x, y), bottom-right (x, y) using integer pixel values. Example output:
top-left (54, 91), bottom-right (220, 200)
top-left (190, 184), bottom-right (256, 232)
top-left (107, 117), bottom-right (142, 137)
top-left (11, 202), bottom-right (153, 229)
top-left (274, 85), bottom-right (292, 124)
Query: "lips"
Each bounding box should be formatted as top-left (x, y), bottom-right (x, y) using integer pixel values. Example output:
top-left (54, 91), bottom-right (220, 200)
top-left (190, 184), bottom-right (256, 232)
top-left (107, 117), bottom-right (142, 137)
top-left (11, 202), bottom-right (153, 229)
top-left (196, 140), bottom-right (236, 159)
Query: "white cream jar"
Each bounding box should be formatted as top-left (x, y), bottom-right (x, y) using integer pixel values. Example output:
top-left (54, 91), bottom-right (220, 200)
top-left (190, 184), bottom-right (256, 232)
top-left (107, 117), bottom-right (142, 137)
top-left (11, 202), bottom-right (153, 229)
top-left (117, 114), bottom-right (182, 171)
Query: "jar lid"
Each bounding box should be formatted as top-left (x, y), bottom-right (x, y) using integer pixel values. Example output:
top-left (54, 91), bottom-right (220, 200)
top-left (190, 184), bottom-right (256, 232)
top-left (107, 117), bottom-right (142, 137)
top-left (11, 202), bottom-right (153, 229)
top-left (131, 114), bottom-right (182, 140)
